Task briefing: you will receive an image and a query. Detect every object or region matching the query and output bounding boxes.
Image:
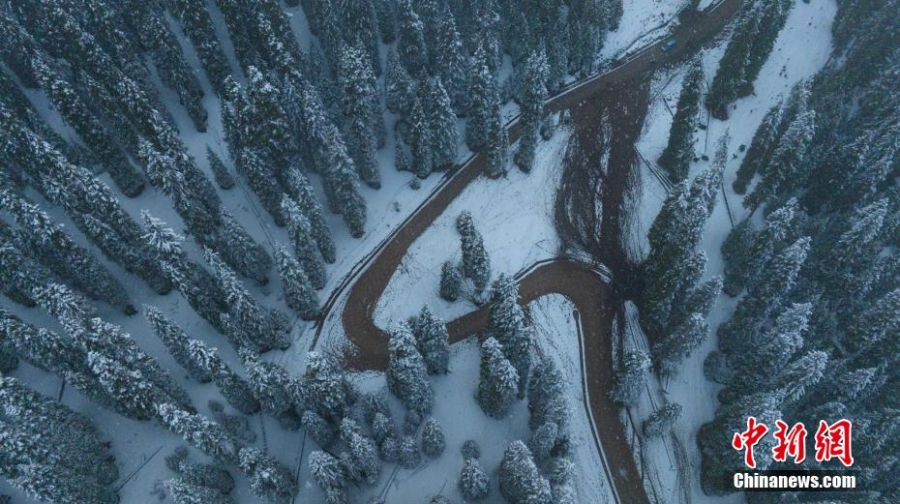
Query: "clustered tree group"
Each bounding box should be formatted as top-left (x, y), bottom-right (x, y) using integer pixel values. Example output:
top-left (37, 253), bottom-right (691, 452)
top-left (0, 0), bottom-right (632, 501)
top-left (649, 0), bottom-right (900, 500)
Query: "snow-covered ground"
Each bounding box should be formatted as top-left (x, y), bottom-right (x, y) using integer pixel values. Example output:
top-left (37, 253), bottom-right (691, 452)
top-left (529, 295), bottom-right (613, 503)
top-left (373, 127), bottom-right (570, 330)
top-left (626, 0), bottom-right (837, 503)
top-left (601, 0), bottom-right (691, 61)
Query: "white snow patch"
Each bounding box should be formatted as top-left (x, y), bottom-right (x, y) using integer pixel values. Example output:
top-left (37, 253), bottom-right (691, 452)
top-left (373, 127), bottom-right (570, 330)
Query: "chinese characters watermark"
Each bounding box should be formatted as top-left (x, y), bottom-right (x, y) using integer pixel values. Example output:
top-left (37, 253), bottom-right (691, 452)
top-left (733, 418), bottom-right (854, 468)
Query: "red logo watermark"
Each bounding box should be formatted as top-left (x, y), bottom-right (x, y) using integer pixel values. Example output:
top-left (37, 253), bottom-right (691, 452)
top-left (733, 418), bottom-right (854, 468)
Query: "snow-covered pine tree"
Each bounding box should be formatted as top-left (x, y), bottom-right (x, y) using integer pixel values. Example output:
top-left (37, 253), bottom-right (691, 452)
top-left (386, 322), bottom-right (433, 417)
top-left (231, 147), bottom-right (287, 227)
top-left (718, 237), bottom-right (810, 357)
top-left (515, 50), bottom-right (549, 173)
top-left (658, 58), bottom-right (703, 182)
top-left (528, 357), bottom-right (569, 429)
top-left (238, 447), bottom-right (297, 504)
top-left (297, 351), bottom-right (353, 424)
top-left (456, 211), bottom-right (491, 292)
top-left (0, 376), bottom-right (119, 492)
top-left (165, 478), bottom-right (234, 504)
top-left (309, 450), bottom-right (346, 500)
top-left (187, 340), bottom-right (260, 415)
top-left (642, 403), bottom-right (683, 438)
top-left (205, 247), bottom-right (290, 352)
top-left (485, 106), bottom-right (509, 177)
top-left (526, 420), bottom-right (556, 463)
top-left (744, 107), bottom-right (816, 210)
top-left (487, 274), bottom-right (533, 397)
top-left (498, 440), bottom-right (552, 504)
top-left (120, 0), bottom-right (206, 130)
top-left (610, 350), bottom-right (650, 406)
top-left (406, 87), bottom-right (435, 178)
top-left (87, 351), bottom-right (160, 421)
top-left (426, 77), bottom-right (459, 170)
top-left (274, 246), bottom-right (320, 320)
top-left (396, 0), bottom-right (428, 77)
top-left (281, 198), bottom-right (327, 289)
top-left (722, 200), bottom-right (799, 296)
top-left (394, 435), bottom-right (419, 468)
top-left (642, 160), bottom-right (723, 333)
top-left (321, 138), bottom-right (368, 238)
top-left (145, 305), bottom-right (213, 383)
top-left (28, 55), bottom-right (145, 197)
top-left (420, 417), bottom-right (446, 458)
top-left (385, 49), bottom-right (415, 115)
top-left (338, 44), bottom-right (381, 189)
top-left (217, 211), bottom-right (272, 285)
top-left (206, 147), bottom-right (235, 189)
top-left (0, 309), bottom-right (112, 405)
top-left (156, 403), bottom-right (240, 464)
top-left (339, 0), bottom-right (382, 75)
top-left (458, 456), bottom-right (490, 501)
top-left (375, 0), bottom-right (397, 42)
top-left (477, 337), bottom-right (519, 418)
top-left (166, 448), bottom-right (235, 495)
top-left (432, 4), bottom-right (469, 115)
top-left (302, 410), bottom-right (338, 448)
top-left (0, 236), bottom-right (52, 308)
top-left (706, 0), bottom-right (793, 118)
top-left (412, 305), bottom-right (450, 374)
top-left (285, 168), bottom-right (337, 263)
top-left (440, 261), bottom-right (463, 301)
top-left (0, 427), bottom-right (118, 504)
top-left (466, 41), bottom-right (500, 150)
top-left (339, 418), bottom-right (381, 485)
top-left (0, 190), bottom-right (134, 313)
top-left (164, 0), bottom-right (231, 95)
top-left (239, 348), bottom-right (300, 428)
top-left (142, 213), bottom-right (228, 332)
top-left (654, 313), bottom-right (710, 375)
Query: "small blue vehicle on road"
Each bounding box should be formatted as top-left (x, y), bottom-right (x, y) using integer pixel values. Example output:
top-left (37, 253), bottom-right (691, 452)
top-left (661, 37), bottom-right (678, 52)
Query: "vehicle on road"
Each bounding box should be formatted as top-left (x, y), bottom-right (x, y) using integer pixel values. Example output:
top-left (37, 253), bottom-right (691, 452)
top-left (661, 37), bottom-right (678, 52)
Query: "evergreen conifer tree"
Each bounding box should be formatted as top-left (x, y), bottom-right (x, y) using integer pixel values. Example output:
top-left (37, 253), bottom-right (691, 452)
top-left (285, 168), bottom-right (337, 263)
top-left (275, 246), bottom-right (320, 320)
top-left (338, 44), bottom-right (382, 188)
top-left (466, 43), bottom-right (499, 150)
top-left (487, 274), bottom-right (533, 397)
top-left (456, 212), bottom-right (491, 292)
top-left (440, 261), bottom-right (463, 301)
top-left (281, 198), bottom-right (328, 289)
top-left (459, 456), bottom-right (490, 501)
top-left (515, 51), bottom-right (549, 173)
top-left (386, 322), bottom-right (433, 416)
top-left (420, 417), bottom-right (446, 458)
top-left (145, 305), bottom-right (213, 383)
top-left (339, 418), bottom-right (381, 485)
top-left (412, 305), bottom-right (450, 374)
top-left (642, 403), bottom-right (683, 438)
top-left (239, 349), bottom-right (299, 427)
top-left (498, 441), bottom-right (552, 504)
top-left (477, 337), bottom-right (519, 418)
top-left (658, 59), bottom-right (704, 182)
top-left (238, 447), bottom-right (297, 504)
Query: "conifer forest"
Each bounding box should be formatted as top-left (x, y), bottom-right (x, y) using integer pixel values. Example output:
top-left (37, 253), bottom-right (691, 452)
top-left (0, 0), bottom-right (896, 503)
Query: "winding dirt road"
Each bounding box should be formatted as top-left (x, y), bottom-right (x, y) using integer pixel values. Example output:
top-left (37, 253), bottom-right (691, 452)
top-left (314, 1), bottom-right (743, 502)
